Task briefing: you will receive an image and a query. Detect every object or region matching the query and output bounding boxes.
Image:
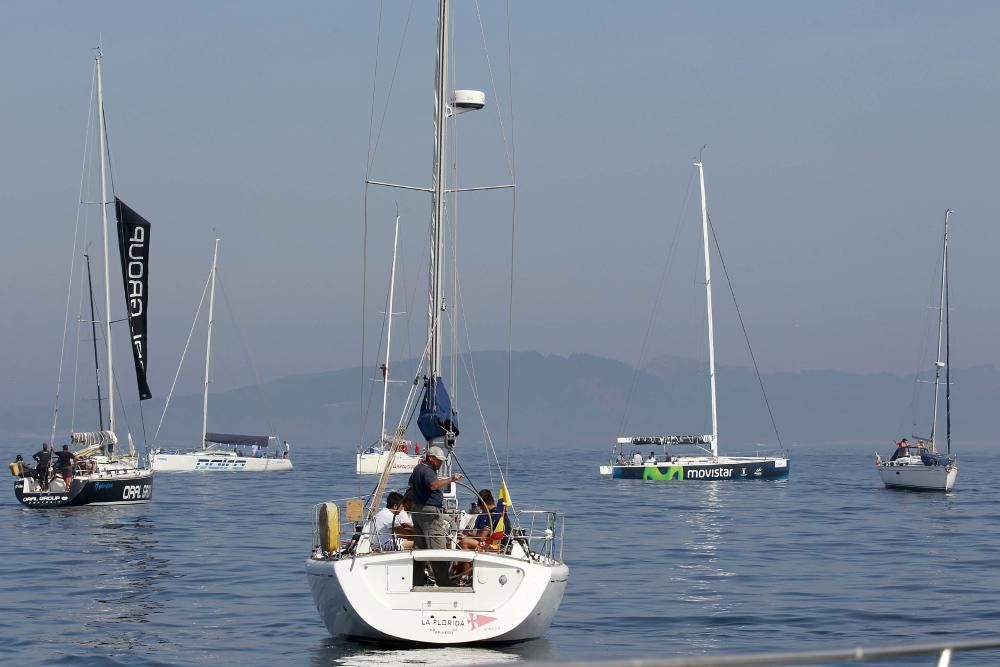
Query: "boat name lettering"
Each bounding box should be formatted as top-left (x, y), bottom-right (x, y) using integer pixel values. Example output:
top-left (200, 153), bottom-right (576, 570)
top-left (686, 467), bottom-right (732, 479)
top-left (422, 616), bottom-right (466, 628)
top-left (122, 484), bottom-right (152, 501)
top-left (94, 482), bottom-right (114, 490)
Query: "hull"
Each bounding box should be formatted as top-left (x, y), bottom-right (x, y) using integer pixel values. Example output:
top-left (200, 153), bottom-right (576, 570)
top-left (603, 456), bottom-right (789, 481)
top-left (15, 468), bottom-right (153, 508)
top-left (306, 549), bottom-right (568, 644)
top-left (878, 463), bottom-right (957, 491)
top-left (151, 451), bottom-right (292, 472)
top-left (356, 452), bottom-right (421, 475)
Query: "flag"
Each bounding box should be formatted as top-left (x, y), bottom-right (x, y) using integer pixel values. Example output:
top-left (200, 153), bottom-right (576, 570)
top-left (491, 481), bottom-right (511, 543)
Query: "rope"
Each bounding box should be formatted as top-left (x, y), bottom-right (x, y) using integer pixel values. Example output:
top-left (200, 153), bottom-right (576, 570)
top-left (707, 213), bottom-right (783, 449)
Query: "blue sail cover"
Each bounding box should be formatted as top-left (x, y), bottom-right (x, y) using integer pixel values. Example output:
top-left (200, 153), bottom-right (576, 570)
top-left (417, 376), bottom-right (459, 441)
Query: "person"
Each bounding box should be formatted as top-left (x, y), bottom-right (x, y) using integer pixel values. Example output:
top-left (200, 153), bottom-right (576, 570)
top-left (631, 451), bottom-right (643, 466)
top-left (890, 438), bottom-right (910, 462)
top-left (458, 489), bottom-right (504, 551)
top-left (646, 451), bottom-right (657, 465)
top-left (407, 445), bottom-right (463, 586)
top-left (372, 491), bottom-right (414, 551)
top-left (283, 441), bottom-right (290, 459)
top-left (55, 445), bottom-right (75, 487)
top-left (33, 443), bottom-right (52, 490)
top-left (663, 449), bottom-right (672, 463)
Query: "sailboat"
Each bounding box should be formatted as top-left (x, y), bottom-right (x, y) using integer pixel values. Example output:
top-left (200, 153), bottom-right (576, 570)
top-left (150, 239), bottom-right (292, 472)
top-left (600, 160), bottom-right (789, 481)
top-left (876, 210), bottom-right (957, 491)
top-left (307, 0), bottom-right (568, 643)
top-left (356, 216), bottom-right (423, 475)
top-left (12, 51), bottom-right (154, 507)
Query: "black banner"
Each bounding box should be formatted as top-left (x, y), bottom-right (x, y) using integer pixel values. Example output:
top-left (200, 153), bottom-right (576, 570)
top-left (115, 197), bottom-right (152, 400)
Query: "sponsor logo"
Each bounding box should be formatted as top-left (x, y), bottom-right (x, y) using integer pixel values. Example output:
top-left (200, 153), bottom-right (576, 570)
top-left (122, 484), bottom-right (153, 501)
top-left (94, 482), bottom-right (113, 490)
top-left (125, 225), bottom-right (146, 318)
top-left (686, 467), bottom-right (733, 479)
top-left (194, 459), bottom-right (248, 471)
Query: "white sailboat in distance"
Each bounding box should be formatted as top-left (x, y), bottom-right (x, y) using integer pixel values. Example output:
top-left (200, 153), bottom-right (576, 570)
top-left (151, 239), bottom-right (292, 472)
top-left (600, 160), bottom-right (789, 482)
top-left (876, 210), bottom-right (957, 491)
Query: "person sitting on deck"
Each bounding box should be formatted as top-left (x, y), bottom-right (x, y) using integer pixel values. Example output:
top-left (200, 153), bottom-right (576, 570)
top-left (458, 489), bottom-right (505, 551)
top-left (373, 491), bottom-right (414, 551)
top-left (646, 451), bottom-right (657, 465)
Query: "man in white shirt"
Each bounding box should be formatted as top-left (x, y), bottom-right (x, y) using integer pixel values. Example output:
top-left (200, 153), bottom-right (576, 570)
top-left (631, 451), bottom-right (643, 466)
top-left (373, 491), bottom-right (413, 551)
top-left (645, 451), bottom-right (657, 465)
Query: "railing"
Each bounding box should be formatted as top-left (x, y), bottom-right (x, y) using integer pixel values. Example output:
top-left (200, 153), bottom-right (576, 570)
top-left (506, 637), bottom-right (1000, 667)
top-left (310, 499), bottom-right (565, 563)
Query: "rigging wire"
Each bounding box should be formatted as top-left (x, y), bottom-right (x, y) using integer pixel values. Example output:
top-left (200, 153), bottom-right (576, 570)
top-left (152, 264), bottom-right (212, 445)
top-left (707, 213), bottom-right (783, 449)
top-left (52, 65), bottom-right (99, 445)
top-left (361, 0), bottom-right (416, 451)
top-left (618, 170), bottom-right (696, 435)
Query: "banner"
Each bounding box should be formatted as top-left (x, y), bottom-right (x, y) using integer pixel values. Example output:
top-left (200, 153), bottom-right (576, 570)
top-left (115, 197), bottom-right (152, 400)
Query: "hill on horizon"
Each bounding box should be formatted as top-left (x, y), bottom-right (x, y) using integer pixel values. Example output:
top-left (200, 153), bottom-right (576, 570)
top-left (2, 351), bottom-right (996, 454)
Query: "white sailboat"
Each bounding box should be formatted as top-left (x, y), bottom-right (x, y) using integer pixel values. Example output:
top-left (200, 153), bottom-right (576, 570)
top-left (151, 239), bottom-right (292, 472)
top-left (600, 160), bottom-right (789, 481)
top-left (876, 210), bottom-right (957, 492)
top-left (356, 215), bottom-right (423, 476)
top-left (12, 51), bottom-right (154, 507)
top-left (307, 0), bottom-right (568, 643)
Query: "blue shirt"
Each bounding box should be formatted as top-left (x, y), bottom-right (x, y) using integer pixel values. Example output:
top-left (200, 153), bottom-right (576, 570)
top-left (473, 509), bottom-right (505, 534)
top-left (408, 462), bottom-right (443, 507)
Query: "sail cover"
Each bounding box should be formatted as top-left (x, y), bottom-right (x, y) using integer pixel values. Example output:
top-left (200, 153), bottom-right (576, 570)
top-left (417, 376), bottom-right (459, 441)
top-left (205, 432), bottom-right (272, 448)
top-left (115, 198), bottom-right (152, 400)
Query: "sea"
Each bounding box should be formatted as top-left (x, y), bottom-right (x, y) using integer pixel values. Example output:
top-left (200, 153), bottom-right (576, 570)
top-left (2, 441), bottom-right (998, 667)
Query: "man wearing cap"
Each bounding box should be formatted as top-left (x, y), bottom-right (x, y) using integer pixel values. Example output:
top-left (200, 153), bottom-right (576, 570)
top-left (408, 445), bottom-right (463, 586)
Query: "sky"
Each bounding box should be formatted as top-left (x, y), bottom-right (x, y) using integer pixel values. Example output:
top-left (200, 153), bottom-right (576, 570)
top-left (2, 1), bottom-right (999, 410)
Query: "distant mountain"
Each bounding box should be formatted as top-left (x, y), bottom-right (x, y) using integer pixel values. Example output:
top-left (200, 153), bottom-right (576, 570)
top-left (2, 351), bottom-right (996, 452)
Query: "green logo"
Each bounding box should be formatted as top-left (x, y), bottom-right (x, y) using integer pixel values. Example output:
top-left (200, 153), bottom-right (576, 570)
top-left (643, 465), bottom-right (684, 481)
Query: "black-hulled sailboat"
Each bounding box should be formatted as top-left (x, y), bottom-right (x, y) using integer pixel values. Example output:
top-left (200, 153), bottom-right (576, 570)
top-left (12, 51), bottom-right (154, 507)
top-left (600, 160), bottom-right (789, 481)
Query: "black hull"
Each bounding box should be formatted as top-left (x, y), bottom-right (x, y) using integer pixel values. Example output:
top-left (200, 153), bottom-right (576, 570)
top-left (14, 471), bottom-right (153, 508)
top-left (611, 459), bottom-right (789, 481)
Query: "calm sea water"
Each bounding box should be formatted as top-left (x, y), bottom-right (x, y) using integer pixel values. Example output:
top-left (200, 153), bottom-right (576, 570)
top-left (2, 441), bottom-right (998, 666)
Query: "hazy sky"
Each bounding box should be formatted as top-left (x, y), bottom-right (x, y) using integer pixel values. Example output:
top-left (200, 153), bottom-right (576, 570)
top-left (2, 1), bottom-right (999, 410)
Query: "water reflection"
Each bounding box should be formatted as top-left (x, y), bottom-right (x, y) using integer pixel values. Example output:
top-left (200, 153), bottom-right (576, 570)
top-left (309, 637), bottom-right (553, 667)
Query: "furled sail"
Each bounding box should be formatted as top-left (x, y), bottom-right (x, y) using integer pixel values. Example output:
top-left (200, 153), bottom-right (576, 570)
top-left (417, 376), bottom-right (459, 441)
top-left (205, 432), bottom-right (273, 448)
top-left (115, 197), bottom-right (152, 400)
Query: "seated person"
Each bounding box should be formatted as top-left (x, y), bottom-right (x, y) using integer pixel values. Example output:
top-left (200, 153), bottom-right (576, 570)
top-left (458, 489), bottom-right (505, 551)
top-left (645, 451), bottom-right (657, 464)
top-left (372, 491), bottom-right (414, 551)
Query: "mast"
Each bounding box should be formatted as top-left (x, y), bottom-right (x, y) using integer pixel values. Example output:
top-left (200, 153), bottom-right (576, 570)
top-left (202, 239), bottom-right (220, 448)
top-left (929, 210), bottom-right (949, 452)
top-left (381, 217), bottom-right (400, 443)
top-left (945, 212), bottom-right (952, 455)
top-left (428, 0), bottom-right (449, 383)
top-left (84, 253), bottom-right (105, 430)
top-left (694, 161), bottom-right (719, 457)
top-left (96, 50), bottom-right (115, 434)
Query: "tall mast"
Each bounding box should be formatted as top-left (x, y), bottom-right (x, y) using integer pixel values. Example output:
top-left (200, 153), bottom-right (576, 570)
top-left (381, 217), bottom-right (400, 442)
top-left (930, 210), bottom-right (950, 452)
top-left (84, 253), bottom-right (105, 430)
top-left (96, 51), bottom-right (115, 434)
top-left (929, 210), bottom-right (950, 451)
top-left (694, 161), bottom-right (719, 457)
top-left (945, 211), bottom-right (952, 455)
top-left (202, 239), bottom-right (220, 448)
top-left (428, 0), bottom-right (449, 382)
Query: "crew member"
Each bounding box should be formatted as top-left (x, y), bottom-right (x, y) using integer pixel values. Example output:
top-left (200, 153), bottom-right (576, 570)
top-left (33, 443), bottom-right (52, 490)
top-left (407, 445), bottom-right (463, 586)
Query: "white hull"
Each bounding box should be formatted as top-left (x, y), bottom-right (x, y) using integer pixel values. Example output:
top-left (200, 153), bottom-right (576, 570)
top-left (878, 462), bottom-right (957, 491)
top-left (306, 549), bottom-right (568, 644)
top-left (356, 452), bottom-right (421, 475)
top-left (151, 451), bottom-right (292, 472)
